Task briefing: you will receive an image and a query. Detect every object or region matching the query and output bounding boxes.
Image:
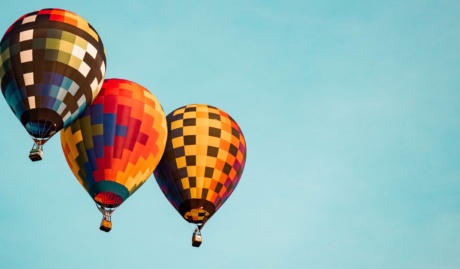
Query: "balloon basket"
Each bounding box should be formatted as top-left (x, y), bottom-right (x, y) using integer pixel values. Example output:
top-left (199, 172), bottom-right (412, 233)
top-left (100, 218), bottom-right (112, 232)
top-left (192, 228), bottom-right (202, 247)
top-left (97, 204), bottom-right (116, 232)
top-left (29, 147), bottom-right (43, 162)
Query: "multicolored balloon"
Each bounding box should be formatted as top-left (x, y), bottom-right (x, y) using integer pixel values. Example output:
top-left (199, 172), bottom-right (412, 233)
top-left (0, 8), bottom-right (106, 160)
top-left (154, 104), bottom-right (247, 246)
top-left (60, 78), bottom-right (167, 232)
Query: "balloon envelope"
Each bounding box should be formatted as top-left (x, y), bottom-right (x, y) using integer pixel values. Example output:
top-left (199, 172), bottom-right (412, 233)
top-left (0, 8), bottom-right (106, 142)
top-left (154, 104), bottom-right (247, 227)
top-left (60, 78), bottom-right (167, 208)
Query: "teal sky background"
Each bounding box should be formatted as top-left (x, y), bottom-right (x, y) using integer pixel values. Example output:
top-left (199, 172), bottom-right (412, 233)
top-left (1, 1), bottom-right (460, 268)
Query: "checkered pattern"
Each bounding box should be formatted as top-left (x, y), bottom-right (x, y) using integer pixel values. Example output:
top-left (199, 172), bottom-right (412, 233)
top-left (61, 79), bottom-right (167, 208)
top-left (0, 8), bottom-right (106, 139)
top-left (154, 104), bottom-right (247, 225)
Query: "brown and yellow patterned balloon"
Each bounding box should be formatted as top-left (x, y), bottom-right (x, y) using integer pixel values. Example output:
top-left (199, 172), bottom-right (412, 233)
top-left (154, 104), bottom-right (247, 227)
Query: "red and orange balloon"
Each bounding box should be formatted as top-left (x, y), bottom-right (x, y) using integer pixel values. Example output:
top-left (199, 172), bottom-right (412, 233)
top-left (60, 78), bottom-right (167, 231)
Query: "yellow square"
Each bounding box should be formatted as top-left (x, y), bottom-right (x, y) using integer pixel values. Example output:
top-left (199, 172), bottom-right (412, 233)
top-left (68, 56), bottom-right (82, 70)
top-left (183, 111), bottom-right (196, 119)
top-left (196, 155), bottom-right (209, 167)
top-left (207, 107), bottom-right (219, 115)
top-left (204, 156), bottom-right (217, 167)
top-left (175, 156), bottom-right (186, 169)
top-left (221, 129), bottom-right (232, 142)
top-left (220, 121), bottom-right (232, 133)
top-left (208, 119), bottom-right (221, 128)
top-left (59, 39), bottom-right (74, 54)
top-left (61, 30), bottom-right (76, 43)
top-left (220, 115), bottom-right (231, 125)
top-left (196, 166), bottom-right (205, 176)
top-left (170, 119), bottom-right (183, 130)
top-left (196, 188), bottom-right (203, 199)
top-left (74, 36), bottom-right (88, 50)
top-left (205, 136), bottom-right (220, 147)
top-left (56, 51), bottom-right (71, 65)
top-left (65, 12), bottom-right (79, 22)
top-left (196, 125), bottom-right (208, 135)
top-left (217, 149), bottom-right (228, 161)
top-left (206, 189), bottom-right (215, 200)
top-left (46, 38), bottom-right (61, 50)
top-left (196, 117), bottom-right (208, 126)
top-left (196, 105), bottom-right (208, 112)
top-left (182, 126), bottom-right (196, 136)
top-left (72, 130), bottom-right (83, 142)
top-left (172, 137), bottom-right (184, 148)
top-left (213, 170), bottom-right (222, 181)
top-left (203, 177), bottom-right (211, 188)
top-left (189, 187), bottom-right (197, 198)
top-left (196, 177), bottom-right (204, 189)
top-left (144, 105), bottom-right (156, 119)
top-left (187, 166), bottom-right (197, 177)
top-left (174, 107), bottom-right (186, 115)
top-left (181, 178), bottom-right (190, 190)
top-left (196, 144), bottom-right (207, 155)
top-left (194, 135), bottom-right (208, 146)
top-left (184, 145), bottom-right (197, 156)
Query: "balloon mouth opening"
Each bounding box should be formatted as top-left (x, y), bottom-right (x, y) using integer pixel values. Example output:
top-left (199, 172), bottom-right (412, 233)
top-left (179, 199), bottom-right (216, 226)
top-left (94, 192), bottom-right (123, 208)
top-left (21, 108), bottom-right (63, 139)
top-left (184, 208), bottom-right (211, 223)
top-left (25, 120), bottom-right (57, 139)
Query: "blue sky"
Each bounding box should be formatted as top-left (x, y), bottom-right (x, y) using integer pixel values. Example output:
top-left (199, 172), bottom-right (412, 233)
top-left (1, 1), bottom-right (460, 268)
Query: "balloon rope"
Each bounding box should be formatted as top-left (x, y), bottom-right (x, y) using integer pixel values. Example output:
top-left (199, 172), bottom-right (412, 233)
top-left (185, 221), bottom-right (194, 233)
top-left (96, 203), bottom-right (118, 220)
top-left (42, 122), bottom-right (55, 139)
top-left (37, 119), bottom-right (43, 143)
top-left (39, 119), bottom-right (46, 145)
top-left (32, 121), bottom-right (55, 146)
top-left (31, 119), bottom-right (42, 147)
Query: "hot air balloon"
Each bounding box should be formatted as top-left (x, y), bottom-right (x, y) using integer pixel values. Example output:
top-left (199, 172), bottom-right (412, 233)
top-left (154, 104), bottom-right (247, 247)
top-left (60, 78), bottom-right (167, 232)
top-left (0, 8), bottom-right (106, 161)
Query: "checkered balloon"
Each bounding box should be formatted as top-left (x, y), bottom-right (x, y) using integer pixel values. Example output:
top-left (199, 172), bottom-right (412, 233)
top-left (0, 8), bottom-right (106, 142)
top-left (154, 104), bottom-right (247, 227)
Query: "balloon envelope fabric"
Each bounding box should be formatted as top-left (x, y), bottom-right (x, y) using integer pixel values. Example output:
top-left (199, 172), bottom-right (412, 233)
top-left (154, 104), bottom-right (247, 226)
top-left (60, 78), bottom-right (167, 208)
top-left (0, 8), bottom-right (106, 141)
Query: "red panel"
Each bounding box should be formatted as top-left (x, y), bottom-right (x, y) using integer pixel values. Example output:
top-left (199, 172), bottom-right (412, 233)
top-left (94, 192), bottom-right (123, 207)
top-left (103, 95), bottom-right (118, 113)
